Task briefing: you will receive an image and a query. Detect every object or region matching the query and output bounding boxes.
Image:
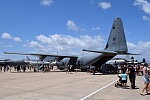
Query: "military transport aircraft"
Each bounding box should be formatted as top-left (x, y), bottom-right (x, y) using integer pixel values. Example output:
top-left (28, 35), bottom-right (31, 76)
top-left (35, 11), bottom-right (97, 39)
top-left (25, 56), bottom-right (52, 65)
top-left (4, 18), bottom-right (138, 72)
top-left (105, 55), bottom-right (131, 64)
top-left (0, 59), bottom-right (27, 66)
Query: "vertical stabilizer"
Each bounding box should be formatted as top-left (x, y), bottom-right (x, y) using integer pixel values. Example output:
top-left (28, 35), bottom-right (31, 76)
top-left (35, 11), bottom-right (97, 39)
top-left (105, 18), bottom-right (128, 54)
top-left (26, 56), bottom-right (30, 61)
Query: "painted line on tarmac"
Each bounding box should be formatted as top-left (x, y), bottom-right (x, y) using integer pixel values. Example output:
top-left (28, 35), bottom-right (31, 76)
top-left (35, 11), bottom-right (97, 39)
top-left (80, 79), bottom-right (117, 100)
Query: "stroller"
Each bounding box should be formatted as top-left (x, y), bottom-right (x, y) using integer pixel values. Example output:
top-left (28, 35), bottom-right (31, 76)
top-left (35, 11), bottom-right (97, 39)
top-left (115, 74), bottom-right (122, 88)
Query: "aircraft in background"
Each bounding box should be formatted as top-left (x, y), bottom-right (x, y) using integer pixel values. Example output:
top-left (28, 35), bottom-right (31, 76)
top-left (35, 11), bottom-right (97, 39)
top-left (4, 18), bottom-right (139, 72)
top-left (0, 59), bottom-right (11, 66)
top-left (106, 55), bottom-right (131, 64)
top-left (0, 59), bottom-right (27, 66)
top-left (24, 56), bottom-right (52, 65)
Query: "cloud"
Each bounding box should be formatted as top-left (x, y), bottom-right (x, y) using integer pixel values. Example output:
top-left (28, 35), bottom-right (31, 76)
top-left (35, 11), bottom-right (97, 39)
top-left (127, 42), bottom-right (138, 49)
top-left (124, 29), bottom-right (131, 34)
top-left (2, 32), bottom-right (22, 42)
top-left (13, 37), bottom-right (22, 42)
top-left (142, 15), bottom-right (150, 23)
top-left (137, 41), bottom-right (150, 49)
top-left (134, 0), bottom-right (150, 14)
top-left (127, 41), bottom-right (150, 61)
top-left (2, 33), bottom-right (12, 39)
top-left (22, 33), bottom-right (150, 61)
top-left (92, 27), bottom-right (100, 31)
top-left (26, 34), bottom-right (105, 54)
top-left (98, 2), bottom-right (111, 9)
top-left (29, 41), bottom-right (44, 49)
top-left (36, 35), bottom-right (53, 44)
top-left (40, 0), bottom-right (53, 6)
top-left (66, 20), bottom-right (79, 31)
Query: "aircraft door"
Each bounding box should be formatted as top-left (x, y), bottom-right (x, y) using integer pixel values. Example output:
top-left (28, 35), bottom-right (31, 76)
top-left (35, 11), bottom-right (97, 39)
top-left (67, 57), bottom-right (78, 69)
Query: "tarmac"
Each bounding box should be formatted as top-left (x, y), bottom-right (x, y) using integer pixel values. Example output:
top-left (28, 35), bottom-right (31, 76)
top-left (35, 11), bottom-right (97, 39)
top-left (0, 68), bottom-right (150, 100)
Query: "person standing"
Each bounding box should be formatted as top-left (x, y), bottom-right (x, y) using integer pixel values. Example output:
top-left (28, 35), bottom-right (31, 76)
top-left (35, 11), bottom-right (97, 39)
top-left (69, 65), bottom-right (73, 74)
top-left (66, 64), bottom-right (70, 74)
top-left (140, 63), bottom-right (150, 96)
top-left (127, 64), bottom-right (136, 89)
top-left (0, 66), bottom-right (2, 72)
top-left (86, 65), bottom-right (90, 73)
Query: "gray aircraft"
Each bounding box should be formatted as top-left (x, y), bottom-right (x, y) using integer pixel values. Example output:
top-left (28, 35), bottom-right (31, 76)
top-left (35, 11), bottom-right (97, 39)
top-left (0, 59), bottom-right (27, 66)
top-left (4, 18), bottom-right (136, 72)
top-left (25, 56), bottom-right (52, 65)
top-left (0, 59), bottom-right (11, 66)
top-left (105, 55), bottom-right (131, 64)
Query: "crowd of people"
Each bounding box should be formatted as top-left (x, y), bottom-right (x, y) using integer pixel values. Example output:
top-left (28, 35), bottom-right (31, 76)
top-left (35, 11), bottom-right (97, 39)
top-left (1, 62), bottom-right (150, 96)
top-left (0, 64), bottom-right (56, 73)
top-left (115, 63), bottom-right (150, 96)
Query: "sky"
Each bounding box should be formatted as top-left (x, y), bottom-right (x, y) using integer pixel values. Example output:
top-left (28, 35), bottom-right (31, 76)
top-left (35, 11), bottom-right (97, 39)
top-left (0, 0), bottom-right (150, 62)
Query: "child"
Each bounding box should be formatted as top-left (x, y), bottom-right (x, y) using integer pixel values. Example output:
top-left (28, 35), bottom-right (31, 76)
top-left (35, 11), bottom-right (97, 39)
top-left (120, 70), bottom-right (128, 89)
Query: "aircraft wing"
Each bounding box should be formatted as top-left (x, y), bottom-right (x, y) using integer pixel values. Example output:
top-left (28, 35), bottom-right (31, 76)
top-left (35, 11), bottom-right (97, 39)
top-left (4, 52), bottom-right (78, 61)
top-left (82, 49), bottom-right (140, 55)
top-left (82, 49), bottom-right (117, 54)
top-left (0, 59), bottom-right (11, 61)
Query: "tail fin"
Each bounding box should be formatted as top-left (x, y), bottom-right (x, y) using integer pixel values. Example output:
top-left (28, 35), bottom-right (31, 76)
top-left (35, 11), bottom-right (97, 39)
top-left (26, 56), bottom-right (30, 61)
top-left (105, 18), bottom-right (128, 54)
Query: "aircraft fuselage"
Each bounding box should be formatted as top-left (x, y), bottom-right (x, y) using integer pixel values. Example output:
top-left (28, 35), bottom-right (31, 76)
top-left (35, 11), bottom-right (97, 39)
top-left (56, 53), bottom-right (116, 70)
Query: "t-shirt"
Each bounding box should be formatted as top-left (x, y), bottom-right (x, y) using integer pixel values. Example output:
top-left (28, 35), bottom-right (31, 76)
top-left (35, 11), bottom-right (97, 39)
top-left (128, 67), bottom-right (135, 77)
top-left (121, 74), bottom-right (127, 80)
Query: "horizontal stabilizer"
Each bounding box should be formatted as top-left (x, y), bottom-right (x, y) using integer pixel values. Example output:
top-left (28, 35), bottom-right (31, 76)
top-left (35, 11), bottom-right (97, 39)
top-left (118, 52), bottom-right (140, 55)
top-left (82, 49), bottom-right (117, 54)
